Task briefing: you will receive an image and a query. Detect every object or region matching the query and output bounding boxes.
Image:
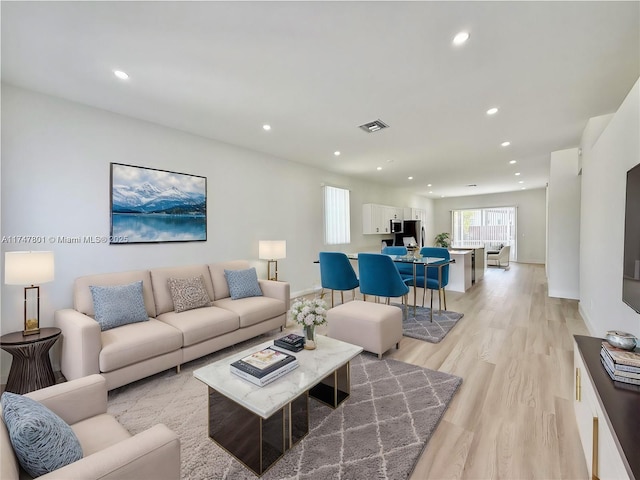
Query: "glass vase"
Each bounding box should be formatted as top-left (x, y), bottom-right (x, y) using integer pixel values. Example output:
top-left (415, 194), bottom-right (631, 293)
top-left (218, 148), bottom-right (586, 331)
top-left (304, 324), bottom-right (316, 350)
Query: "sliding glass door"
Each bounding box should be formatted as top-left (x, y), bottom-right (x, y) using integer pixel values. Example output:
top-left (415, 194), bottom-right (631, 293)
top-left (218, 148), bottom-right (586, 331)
top-left (451, 206), bottom-right (516, 259)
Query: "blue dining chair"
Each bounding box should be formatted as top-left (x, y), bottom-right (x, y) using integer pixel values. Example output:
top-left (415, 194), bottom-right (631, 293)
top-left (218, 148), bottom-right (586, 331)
top-left (358, 253), bottom-right (410, 316)
top-left (318, 252), bottom-right (360, 307)
top-left (406, 247), bottom-right (450, 320)
top-left (381, 246), bottom-right (415, 282)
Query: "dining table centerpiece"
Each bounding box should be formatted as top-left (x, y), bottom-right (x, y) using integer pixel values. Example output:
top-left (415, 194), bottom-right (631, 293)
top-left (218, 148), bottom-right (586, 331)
top-left (289, 297), bottom-right (327, 350)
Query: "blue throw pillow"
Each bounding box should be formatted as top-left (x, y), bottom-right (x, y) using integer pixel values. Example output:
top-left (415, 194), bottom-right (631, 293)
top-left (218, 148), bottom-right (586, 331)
top-left (224, 268), bottom-right (263, 300)
top-left (1, 392), bottom-right (83, 477)
top-left (90, 280), bottom-right (149, 331)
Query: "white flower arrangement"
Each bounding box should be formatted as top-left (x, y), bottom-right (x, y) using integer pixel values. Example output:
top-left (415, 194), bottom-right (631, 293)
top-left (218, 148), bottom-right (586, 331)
top-left (289, 297), bottom-right (328, 327)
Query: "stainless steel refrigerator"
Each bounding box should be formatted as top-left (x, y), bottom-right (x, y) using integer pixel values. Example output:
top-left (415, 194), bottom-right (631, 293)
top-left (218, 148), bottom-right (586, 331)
top-left (395, 220), bottom-right (423, 247)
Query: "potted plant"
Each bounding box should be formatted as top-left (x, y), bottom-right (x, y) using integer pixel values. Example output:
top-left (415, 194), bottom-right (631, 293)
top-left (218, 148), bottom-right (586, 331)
top-left (434, 232), bottom-right (451, 248)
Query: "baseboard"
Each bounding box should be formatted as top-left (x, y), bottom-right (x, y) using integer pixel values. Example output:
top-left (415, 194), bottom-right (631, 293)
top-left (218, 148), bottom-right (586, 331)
top-left (548, 288), bottom-right (580, 300)
top-left (578, 302), bottom-right (597, 336)
top-left (291, 286), bottom-right (322, 299)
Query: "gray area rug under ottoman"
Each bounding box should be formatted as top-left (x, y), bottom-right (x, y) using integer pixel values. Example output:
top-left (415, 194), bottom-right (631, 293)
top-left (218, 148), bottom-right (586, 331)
top-left (107, 344), bottom-right (462, 480)
top-left (396, 304), bottom-right (465, 343)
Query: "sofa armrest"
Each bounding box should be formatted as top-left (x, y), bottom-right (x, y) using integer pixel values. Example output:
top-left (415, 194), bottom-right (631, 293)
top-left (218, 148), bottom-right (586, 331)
top-left (39, 424), bottom-right (181, 480)
top-left (54, 308), bottom-right (102, 380)
top-left (26, 375), bottom-right (107, 425)
top-left (258, 279), bottom-right (290, 305)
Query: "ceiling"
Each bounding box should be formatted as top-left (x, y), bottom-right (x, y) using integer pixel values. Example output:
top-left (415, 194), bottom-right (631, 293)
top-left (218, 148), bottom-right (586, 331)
top-left (2, 1), bottom-right (639, 198)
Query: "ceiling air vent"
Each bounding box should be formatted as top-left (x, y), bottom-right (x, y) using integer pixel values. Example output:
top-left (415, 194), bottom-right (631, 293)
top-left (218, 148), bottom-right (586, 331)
top-left (359, 119), bottom-right (389, 133)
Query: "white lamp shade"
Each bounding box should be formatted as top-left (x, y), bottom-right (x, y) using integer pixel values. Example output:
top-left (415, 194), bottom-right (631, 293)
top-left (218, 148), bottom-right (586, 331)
top-left (258, 240), bottom-right (286, 260)
top-left (5, 251), bottom-right (55, 285)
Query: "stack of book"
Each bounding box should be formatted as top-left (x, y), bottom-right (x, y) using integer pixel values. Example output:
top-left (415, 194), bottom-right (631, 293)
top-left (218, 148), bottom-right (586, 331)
top-left (230, 347), bottom-right (298, 387)
top-left (273, 333), bottom-right (305, 352)
top-left (600, 341), bottom-right (640, 390)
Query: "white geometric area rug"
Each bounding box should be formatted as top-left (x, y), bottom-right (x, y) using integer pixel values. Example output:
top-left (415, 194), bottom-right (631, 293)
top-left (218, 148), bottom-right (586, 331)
top-left (107, 340), bottom-right (462, 479)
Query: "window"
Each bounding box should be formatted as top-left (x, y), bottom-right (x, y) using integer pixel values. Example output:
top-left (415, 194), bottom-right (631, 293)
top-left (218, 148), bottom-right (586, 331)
top-left (323, 185), bottom-right (350, 245)
top-left (451, 206), bottom-right (516, 258)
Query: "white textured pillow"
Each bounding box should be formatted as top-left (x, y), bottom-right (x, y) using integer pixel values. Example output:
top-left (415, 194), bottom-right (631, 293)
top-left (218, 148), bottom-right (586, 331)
top-left (167, 275), bottom-right (212, 313)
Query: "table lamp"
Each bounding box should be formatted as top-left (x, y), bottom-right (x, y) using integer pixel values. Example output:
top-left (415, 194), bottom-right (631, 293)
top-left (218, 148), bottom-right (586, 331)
top-left (258, 240), bottom-right (286, 281)
top-left (4, 251), bottom-right (55, 335)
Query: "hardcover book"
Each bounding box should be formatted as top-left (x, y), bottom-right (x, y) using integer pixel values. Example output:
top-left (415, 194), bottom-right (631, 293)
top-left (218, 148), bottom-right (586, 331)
top-left (230, 360), bottom-right (299, 387)
top-left (274, 333), bottom-right (305, 352)
top-left (230, 347), bottom-right (297, 378)
top-left (601, 341), bottom-right (640, 369)
top-left (601, 356), bottom-right (640, 386)
top-left (600, 348), bottom-right (640, 380)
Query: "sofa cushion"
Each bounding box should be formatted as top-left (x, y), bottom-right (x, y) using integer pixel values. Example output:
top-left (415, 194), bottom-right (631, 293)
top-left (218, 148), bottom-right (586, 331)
top-left (150, 265), bottom-right (215, 316)
top-left (75, 270), bottom-right (156, 318)
top-left (213, 296), bottom-right (286, 328)
top-left (90, 281), bottom-right (149, 331)
top-left (99, 319), bottom-right (183, 373)
top-left (157, 307), bottom-right (239, 347)
top-left (167, 275), bottom-right (212, 313)
top-left (1, 392), bottom-right (83, 478)
top-left (208, 260), bottom-right (251, 300)
top-left (71, 413), bottom-right (131, 457)
top-left (224, 268), bottom-right (263, 300)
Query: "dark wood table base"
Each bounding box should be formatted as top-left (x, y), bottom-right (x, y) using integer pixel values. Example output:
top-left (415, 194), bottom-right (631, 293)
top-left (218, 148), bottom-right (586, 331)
top-left (1, 327), bottom-right (61, 394)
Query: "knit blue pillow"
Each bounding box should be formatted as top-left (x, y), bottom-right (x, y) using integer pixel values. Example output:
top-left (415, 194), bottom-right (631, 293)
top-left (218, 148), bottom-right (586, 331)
top-left (90, 281), bottom-right (149, 331)
top-left (224, 268), bottom-right (263, 300)
top-left (1, 392), bottom-right (83, 477)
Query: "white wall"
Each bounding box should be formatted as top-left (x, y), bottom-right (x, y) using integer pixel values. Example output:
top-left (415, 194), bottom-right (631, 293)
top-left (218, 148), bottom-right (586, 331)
top-left (0, 84), bottom-right (432, 380)
top-left (432, 189), bottom-right (547, 264)
top-left (547, 148), bottom-right (581, 299)
top-left (579, 79), bottom-right (640, 338)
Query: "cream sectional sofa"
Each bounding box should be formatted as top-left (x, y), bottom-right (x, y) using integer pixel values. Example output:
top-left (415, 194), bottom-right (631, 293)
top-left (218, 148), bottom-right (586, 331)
top-left (54, 260), bottom-right (290, 390)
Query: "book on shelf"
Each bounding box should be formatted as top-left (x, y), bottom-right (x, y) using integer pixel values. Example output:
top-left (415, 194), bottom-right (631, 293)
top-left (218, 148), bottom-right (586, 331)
top-left (230, 360), bottom-right (299, 386)
top-left (230, 347), bottom-right (297, 378)
top-left (274, 333), bottom-right (305, 352)
top-left (601, 356), bottom-right (640, 386)
top-left (600, 341), bottom-right (640, 369)
top-left (600, 347), bottom-right (640, 380)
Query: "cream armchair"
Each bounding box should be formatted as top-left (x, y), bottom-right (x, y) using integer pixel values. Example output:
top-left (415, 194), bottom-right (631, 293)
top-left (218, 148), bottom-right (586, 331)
top-left (1, 375), bottom-right (180, 480)
top-left (487, 245), bottom-right (511, 267)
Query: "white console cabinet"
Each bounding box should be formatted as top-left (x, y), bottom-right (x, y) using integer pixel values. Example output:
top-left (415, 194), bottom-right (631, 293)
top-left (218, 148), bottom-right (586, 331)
top-left (573, 336), bottom-right (636, 480)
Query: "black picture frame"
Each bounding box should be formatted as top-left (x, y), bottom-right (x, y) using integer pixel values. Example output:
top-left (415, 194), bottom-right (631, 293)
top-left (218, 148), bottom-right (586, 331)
top-left (110, 163), bottom-right (207, 244)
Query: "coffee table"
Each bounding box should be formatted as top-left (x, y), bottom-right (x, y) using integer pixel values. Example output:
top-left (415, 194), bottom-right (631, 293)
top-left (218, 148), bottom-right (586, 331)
top-left (193, 335), bottom-right (363, 476)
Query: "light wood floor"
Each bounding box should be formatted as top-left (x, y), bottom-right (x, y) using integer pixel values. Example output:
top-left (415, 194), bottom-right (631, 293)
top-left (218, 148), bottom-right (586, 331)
top-left (319, 262), bottom-right (591, 479)
top-left (383, 262), bottom-right (591, 480)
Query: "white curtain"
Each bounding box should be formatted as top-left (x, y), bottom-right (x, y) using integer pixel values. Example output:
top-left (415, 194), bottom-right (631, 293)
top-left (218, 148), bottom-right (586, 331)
top-left (323, 185), bottom-right (350, 245)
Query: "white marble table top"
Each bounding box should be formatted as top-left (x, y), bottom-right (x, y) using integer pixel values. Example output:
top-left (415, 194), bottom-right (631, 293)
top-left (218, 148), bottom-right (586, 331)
top-left (193, 335), bottom-right (363, 418)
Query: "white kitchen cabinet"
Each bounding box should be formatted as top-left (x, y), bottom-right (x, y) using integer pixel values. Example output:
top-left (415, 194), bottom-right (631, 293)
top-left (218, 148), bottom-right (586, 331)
top-left (573, 337), bottom-right (633, 480)
top-left (403, 207), bottom-right (425, 221)
top-left (363, 204), bottom-right (393, 234)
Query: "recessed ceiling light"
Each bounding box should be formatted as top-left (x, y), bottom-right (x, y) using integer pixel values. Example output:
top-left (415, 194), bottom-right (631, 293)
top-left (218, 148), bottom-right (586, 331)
top-left (113, 70), bottom-right (129, 80)
top-left (501, 141), bottom-right (511, 147)
top-left (521, 187), bottom-right (526, 190)
top-left (453, 32), bottom-right (470, 46)
top-left (509, 160), bottom-right (517, 164)
top-left (515, 172), bottom-right (521, 176)
top-left (377, 167), bottom-right (382, 171)
top-left (262, 124), bottom-right (271, 131)
top-left (486, 107), bottom-right (499, 115)
top-left (441, 195), bottom-right (445, 198)
top-left (408, 176), bottom-right (413, 180)
top-left (334, 151), bottom-right (341, 156)
top-left (427, 184), bottom-right (432, 187)
top-left (429, 191), bottom-right (433, 194)
top-left (518, 181), bottom-right (524, 184)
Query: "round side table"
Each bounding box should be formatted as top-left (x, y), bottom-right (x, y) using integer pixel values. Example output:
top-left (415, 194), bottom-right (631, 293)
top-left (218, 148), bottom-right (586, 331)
top-left (0, 327), bottom-right (61, 394)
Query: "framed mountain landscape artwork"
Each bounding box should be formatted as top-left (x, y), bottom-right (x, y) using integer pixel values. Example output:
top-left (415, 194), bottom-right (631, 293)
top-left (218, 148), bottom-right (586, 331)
top-left (110, 163), bottom-right (207, 244)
